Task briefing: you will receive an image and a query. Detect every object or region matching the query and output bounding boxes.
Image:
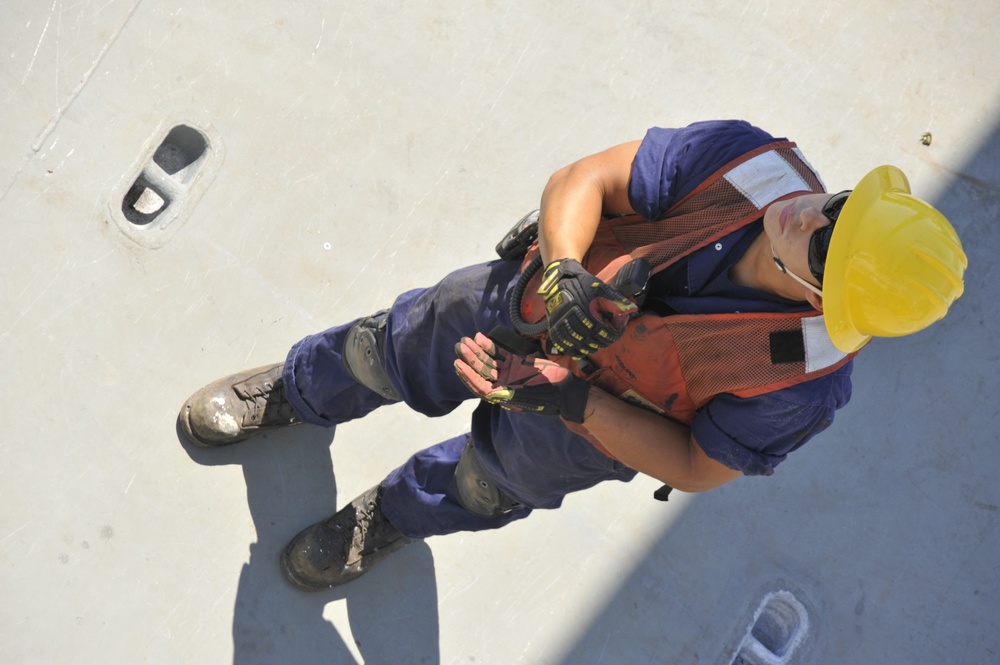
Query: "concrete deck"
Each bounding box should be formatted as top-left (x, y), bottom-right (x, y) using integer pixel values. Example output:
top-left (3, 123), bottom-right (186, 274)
top-left (2, 1), bottom-right (998, 663)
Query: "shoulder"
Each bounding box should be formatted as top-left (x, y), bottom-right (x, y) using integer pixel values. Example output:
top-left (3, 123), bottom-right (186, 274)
top-left (691, 361), bottom-right (854, 476)
top-left (642, 120), bottom-right (780, 161)
top-left (629, 120), bottom-right (787, 219)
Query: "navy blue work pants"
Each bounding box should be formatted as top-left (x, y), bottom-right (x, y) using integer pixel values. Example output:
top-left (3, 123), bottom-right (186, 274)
top-left (281, 259), bottom-right (636, 539)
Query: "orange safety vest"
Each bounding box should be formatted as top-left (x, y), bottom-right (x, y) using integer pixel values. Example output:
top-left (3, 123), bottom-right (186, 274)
top-left (518, 141), bottom-right (860, 454)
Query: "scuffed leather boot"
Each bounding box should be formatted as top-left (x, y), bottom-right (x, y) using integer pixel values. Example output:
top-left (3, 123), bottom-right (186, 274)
top-left (281, 485), bottom-right (412, 590)
top-left (179, 363), bottom-right (301, 447)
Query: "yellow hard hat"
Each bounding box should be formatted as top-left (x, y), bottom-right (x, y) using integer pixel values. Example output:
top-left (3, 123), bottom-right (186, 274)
top-left (822, 166), bottom-right (967, 353)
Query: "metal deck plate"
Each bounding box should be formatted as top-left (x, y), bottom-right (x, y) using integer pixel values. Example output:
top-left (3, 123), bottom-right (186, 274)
top-left (2, 1), bottom-right (998, 663)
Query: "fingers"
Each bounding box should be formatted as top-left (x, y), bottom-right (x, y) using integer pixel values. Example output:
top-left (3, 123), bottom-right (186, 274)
top-left (590, 296), bottom-right (637, 331)
top-left (472, 331), bottom-right (497, 355)
top-left (593, 289), bottom-right (638, 313)
top-left (455, 335), bottom-right (499, 381)
top-left (454, 358), bottom-right (496, 397)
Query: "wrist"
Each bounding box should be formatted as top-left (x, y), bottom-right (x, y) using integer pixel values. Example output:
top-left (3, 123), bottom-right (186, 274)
top-left (539, 238), bottom-right (586, 266)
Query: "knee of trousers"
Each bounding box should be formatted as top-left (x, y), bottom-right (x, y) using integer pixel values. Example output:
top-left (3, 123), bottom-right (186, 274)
top-left (343, 309), bottom-right (403, 401)
top-left (453, 438), bottom-right (524, 518)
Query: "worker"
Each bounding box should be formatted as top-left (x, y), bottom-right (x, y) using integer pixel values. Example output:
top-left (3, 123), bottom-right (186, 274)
top-left (178, 120), bottom-right (967, 591)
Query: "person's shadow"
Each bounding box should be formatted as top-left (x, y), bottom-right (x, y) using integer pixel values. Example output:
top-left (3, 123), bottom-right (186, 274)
top-left (179, 423), bottom-right (441, 665)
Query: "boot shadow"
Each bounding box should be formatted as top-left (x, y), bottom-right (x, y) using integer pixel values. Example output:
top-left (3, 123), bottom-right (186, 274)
top-left (178, 423), bottom-right (441, 664)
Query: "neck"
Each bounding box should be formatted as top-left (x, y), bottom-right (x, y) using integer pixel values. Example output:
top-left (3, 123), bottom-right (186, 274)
top-left (730, 231), bottom-right (807, 301)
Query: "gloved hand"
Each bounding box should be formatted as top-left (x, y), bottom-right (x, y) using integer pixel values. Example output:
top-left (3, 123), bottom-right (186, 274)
top-left (537, 258), bottom-right (638, 358)
top-left (454, 327), bottom-right (591, 423)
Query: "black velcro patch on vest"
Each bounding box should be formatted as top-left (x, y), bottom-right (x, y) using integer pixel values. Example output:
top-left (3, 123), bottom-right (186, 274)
top-left (769, 330), bottom-right (805, 364)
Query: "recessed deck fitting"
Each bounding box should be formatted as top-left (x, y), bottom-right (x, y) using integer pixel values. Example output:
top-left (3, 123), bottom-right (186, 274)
top-left (729, 590), bottom-right (810, 665)
top-left (110, 121), bottom-right (223, 248)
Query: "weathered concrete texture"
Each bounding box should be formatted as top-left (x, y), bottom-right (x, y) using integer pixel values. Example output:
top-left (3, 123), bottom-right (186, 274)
top-left (1, 1), bottom-right (998, 663)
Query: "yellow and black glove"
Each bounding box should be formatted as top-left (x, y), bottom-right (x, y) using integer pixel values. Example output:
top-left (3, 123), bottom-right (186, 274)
top-left (537, 258), bottom-right (638, 358)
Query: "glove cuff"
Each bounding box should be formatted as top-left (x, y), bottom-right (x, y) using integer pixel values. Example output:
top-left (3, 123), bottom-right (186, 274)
top-left (559, 374), bottom-right (591, 424)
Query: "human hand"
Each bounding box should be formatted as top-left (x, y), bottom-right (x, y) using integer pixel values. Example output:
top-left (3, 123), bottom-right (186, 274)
top-left (454, 328), bottom-right (590, 423)
top-left (537, 259), bottom-right (638, 358)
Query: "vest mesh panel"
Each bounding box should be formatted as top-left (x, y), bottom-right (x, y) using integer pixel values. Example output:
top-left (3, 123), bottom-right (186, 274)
top-left (664, 315), bottom-right (815, 407)
top-left (606, 146), bottom-right (824, 271)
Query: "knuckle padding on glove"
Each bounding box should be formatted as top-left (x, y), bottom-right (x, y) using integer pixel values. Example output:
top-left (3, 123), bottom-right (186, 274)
top-left (540, 259), bottom-right (631, 355)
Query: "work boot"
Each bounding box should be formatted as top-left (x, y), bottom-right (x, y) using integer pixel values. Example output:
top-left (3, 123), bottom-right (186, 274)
top-left (179, 363), bottom-right (301, 447)
top-left (281, 485), bottom-right (412, 590)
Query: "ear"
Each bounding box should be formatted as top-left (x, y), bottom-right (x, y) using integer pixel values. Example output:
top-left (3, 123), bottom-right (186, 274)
top-left (805, 290), bottom-right (824, 311)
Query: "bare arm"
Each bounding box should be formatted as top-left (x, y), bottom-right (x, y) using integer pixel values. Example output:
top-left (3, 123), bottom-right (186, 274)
top-left (538, 140), bottom-right (642, 265)
top-left (580, 387), bottom-right (743, 493)
top-left (540, 140), bottom-right (741, 492)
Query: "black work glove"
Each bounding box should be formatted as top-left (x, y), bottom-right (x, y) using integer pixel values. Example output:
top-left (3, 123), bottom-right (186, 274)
top-left (454, 327), bottom-right (590, 423)
top-left (537, 258), bottom-right (638, 358)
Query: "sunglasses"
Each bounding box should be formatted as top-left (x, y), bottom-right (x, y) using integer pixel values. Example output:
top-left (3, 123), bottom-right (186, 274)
top-left (807, 190), bottom-right (851, 284)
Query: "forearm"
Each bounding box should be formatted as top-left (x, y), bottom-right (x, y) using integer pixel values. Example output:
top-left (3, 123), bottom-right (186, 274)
top-left (537, 140), bottom-right (642, 265)
top-left (538, 164), bottom-right (605, 265)
top-left (579, 387), bottom-right (741, 493)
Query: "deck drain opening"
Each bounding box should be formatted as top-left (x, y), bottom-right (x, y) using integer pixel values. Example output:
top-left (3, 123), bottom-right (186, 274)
top-left (122, 176), bottom-right (167, 226)
top-left (111, 121), bottom-right (222, 248)
top-left (730, 590), bottom-right (809, 665)
top-left (751, 593), bottom-right (805, 657)
top-left (152, 125), bottom-right (208, 183)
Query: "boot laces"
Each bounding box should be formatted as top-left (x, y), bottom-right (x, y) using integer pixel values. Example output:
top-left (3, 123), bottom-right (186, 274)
top-left (243, 379), bottom-right (298, 426)
top-left (355, 497), bottom-right (382, 551)
top-left (349, 494), bottom-right (400, 557)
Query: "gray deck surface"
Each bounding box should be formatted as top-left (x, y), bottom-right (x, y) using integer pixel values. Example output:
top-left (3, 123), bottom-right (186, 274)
top-left (2, 1), bottom-right (998, 663)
